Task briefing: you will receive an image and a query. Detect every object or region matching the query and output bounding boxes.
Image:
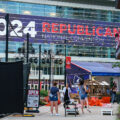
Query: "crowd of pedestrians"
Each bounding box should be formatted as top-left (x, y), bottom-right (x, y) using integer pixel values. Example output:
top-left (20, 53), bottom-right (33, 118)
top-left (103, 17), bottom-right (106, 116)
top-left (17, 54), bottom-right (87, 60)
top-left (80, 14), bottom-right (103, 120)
top-left (48, 80), bottom-right (91, 116)
top-left (48, 79), bottom-right (118, 116)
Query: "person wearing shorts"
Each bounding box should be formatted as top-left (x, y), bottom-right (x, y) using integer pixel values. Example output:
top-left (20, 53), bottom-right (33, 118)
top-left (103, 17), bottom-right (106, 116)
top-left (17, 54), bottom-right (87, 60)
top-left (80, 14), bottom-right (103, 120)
top-left (49, 82), bottom-right (60, 116)
top-left (77, 80), bottom-right (86, 114)
top-left (84, 84), bottom-right (91, 113)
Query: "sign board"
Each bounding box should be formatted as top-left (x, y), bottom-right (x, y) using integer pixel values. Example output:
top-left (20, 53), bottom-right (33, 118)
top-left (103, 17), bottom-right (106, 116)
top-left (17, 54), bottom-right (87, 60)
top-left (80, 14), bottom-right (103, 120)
top-left (0, 13), bottom-right (119, 47)
top-left (27, 90), bottom-right (39, 108)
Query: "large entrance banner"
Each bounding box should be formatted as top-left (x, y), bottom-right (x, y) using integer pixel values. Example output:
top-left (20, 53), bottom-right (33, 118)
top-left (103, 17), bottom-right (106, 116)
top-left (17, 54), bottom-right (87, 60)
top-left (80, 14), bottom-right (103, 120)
top-left (0, 13), bottom-right (119, 47)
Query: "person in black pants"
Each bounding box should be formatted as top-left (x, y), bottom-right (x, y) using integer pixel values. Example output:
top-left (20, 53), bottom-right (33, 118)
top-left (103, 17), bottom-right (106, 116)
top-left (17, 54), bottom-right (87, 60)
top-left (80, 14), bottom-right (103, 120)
top-left (63, 84), bottom-right (71, 108)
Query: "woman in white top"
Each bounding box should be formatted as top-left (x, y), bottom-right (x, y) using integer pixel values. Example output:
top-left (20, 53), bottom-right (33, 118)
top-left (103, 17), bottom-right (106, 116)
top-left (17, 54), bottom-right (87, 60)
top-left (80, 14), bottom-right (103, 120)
top-left (63, 84), bottom-right (71, 108)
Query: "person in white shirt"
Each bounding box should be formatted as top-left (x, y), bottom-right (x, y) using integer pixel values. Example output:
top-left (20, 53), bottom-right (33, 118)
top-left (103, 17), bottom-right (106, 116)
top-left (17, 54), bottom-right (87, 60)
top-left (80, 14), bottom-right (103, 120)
top-left (63, 84), bottom-right (71, 108)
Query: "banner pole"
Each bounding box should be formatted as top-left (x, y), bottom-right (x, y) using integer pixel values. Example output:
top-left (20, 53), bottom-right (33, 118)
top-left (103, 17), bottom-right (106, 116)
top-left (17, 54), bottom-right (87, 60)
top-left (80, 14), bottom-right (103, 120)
top-left (64, 39), bottom-right (67, 86)
top-left (5, 14), bottom-right (9, 62)
top-left (39, 45), bottom-right (41, 105)
top-left (26, 33), bottom-right (29, 63)
top-left (49, 50), bottom-right (52, 90)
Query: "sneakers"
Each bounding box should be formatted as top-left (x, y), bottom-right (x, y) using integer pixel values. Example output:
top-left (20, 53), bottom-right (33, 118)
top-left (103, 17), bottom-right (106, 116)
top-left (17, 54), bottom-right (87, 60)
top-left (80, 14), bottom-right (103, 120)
top-left (50, 113), bottom-right (54, 116)
top-left (50, 113), bottom-right (60, 116)
top-left (87, 108), bottom-right (91, 113)
top-left (56, 113), bottom-right (60, 116)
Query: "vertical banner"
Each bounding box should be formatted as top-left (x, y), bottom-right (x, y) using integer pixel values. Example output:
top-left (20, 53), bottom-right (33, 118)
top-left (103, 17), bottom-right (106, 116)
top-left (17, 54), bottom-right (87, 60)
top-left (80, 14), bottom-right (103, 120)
top-left (66, 56), bottom-right (71, 69)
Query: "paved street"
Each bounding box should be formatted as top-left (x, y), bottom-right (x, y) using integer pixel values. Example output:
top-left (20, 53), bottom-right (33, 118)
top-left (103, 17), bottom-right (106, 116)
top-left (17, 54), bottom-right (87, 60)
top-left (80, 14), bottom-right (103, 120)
top-left (1, 103), bottom-right (119, 120)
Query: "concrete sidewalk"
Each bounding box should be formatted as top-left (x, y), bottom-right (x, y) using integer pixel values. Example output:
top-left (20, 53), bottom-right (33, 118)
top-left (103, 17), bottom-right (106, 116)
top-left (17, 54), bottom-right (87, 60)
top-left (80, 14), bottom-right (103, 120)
top-left (1, 103), bottom-right (119, 120)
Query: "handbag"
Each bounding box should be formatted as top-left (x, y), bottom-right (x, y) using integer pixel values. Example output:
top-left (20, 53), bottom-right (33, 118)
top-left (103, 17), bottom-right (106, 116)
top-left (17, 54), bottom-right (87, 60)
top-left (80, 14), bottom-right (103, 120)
top-left (49, 93), bottom-right (53, 97)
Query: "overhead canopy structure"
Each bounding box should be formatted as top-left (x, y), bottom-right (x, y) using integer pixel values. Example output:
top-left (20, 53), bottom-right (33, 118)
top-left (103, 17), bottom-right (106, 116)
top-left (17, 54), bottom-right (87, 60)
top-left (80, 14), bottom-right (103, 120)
top-left (67, 61), bottom-right (120, 76)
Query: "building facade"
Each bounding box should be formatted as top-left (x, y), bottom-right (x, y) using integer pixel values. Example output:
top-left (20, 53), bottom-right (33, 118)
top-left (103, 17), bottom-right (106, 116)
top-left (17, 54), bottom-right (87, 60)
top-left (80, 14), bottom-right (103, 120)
top-left (0, 0), bottom-right (120, 90)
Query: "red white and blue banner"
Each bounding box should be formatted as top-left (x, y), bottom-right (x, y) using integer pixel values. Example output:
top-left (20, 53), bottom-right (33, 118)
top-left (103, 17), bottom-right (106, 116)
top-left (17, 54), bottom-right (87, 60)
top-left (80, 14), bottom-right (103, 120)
top-left (0, 13), bottom-right (119, 47)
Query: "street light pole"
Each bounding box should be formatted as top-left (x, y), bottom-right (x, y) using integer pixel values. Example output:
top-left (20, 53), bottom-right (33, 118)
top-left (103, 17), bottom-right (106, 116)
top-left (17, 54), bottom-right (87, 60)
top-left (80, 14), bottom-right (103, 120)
top-left (5, 14), bottom-right (9, 62)
top-left (26, 33), bottom-right (29, 63)
top-left (49, 50), bottom-right (51, 90)
top-left (64, 39), bottom-right (67, 86)
top-left (39, 45), bottom-right (41, 105)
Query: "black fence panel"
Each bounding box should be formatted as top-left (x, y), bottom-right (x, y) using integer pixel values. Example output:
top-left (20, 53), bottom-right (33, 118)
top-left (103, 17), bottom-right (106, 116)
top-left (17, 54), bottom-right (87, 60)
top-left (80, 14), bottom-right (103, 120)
top-left (0, 61), bottom-right (24, 114)
top-left (23, 63), bottom-right (30, 105)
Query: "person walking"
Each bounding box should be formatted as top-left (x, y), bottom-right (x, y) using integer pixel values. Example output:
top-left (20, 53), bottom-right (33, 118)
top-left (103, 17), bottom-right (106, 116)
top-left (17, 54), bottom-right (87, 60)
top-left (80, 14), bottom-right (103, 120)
top-left (111, 86), bottom-right (117, 103)
top-left (84, 83), bottom-right (91, 113)
top-left (49, 82), bottom-right (60, 116)
top-left (77, 80), bottom-right (86, 114)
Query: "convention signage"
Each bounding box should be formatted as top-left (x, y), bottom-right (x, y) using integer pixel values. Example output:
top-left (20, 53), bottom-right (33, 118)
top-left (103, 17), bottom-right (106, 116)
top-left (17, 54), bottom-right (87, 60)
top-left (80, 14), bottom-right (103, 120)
top-left (0, 13), bottom-right (120, 47)
top-left (27, 90), bottom-right (39, 108)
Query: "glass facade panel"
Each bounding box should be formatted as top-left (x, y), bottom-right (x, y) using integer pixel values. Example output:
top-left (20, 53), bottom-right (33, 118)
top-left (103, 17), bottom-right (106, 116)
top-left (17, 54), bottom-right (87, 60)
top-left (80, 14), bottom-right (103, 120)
top-left (0, 1), bottom-right (120, 23)
top-left (45, 5), bottom-right (56, 17)
top-left (56, 6), bottom-right (64, 17)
